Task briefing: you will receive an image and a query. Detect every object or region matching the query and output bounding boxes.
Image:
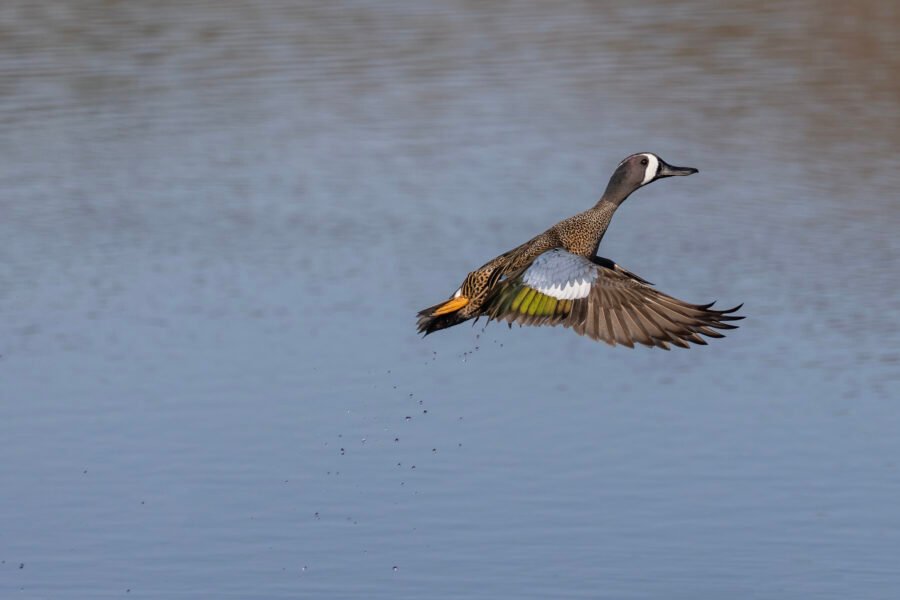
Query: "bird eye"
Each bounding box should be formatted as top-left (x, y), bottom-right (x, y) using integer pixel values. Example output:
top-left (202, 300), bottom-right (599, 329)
top-left (640, 158), bottom-right (648, 166)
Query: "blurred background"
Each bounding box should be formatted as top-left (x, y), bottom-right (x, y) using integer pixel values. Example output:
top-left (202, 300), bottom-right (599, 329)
top-left (1, 1), bottom-right (898, 598)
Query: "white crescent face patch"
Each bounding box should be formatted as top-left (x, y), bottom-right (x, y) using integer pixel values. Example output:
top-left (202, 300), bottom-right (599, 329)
top-left (641, 153), bottom-right (659, 185)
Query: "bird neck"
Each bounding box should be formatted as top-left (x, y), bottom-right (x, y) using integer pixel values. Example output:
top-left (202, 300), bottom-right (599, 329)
top-left (591, 196), bottom-right (623, 215)
top-left (596, 186), bottom-right (633, 208)
top-left (582, 201), bottom-right (618, 254)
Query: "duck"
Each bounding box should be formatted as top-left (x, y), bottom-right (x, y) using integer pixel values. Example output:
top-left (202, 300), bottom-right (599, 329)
top-left (416, 152), bottom-right (743, 349)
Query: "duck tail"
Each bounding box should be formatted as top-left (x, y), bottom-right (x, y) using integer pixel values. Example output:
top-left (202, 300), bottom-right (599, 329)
top-left (416, 296), bottom-right (470, 335)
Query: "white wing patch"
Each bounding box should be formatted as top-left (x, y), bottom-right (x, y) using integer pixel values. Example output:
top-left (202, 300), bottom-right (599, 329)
top-left (537, 279), bottom-right (592, 300)
top-left (522, 249), bottom-right (597, 300)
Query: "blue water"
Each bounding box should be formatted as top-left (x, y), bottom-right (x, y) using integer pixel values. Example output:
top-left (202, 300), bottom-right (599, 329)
top-left (1, 2), bottom-right (899, 598)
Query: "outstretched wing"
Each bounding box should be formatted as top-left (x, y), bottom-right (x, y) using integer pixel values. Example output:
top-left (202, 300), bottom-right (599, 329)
top-left (482, 248), bottom-right (742, 349)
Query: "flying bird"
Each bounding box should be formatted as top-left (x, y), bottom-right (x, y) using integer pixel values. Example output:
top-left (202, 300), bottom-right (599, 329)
top-left (417, 152), bottom-right (743, 349)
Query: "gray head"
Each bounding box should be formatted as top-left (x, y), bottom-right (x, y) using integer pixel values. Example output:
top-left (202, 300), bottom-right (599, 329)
top-left (601, 152), bottom-right (698, 205)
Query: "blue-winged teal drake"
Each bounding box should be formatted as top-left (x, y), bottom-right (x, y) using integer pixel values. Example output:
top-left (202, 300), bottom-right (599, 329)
top-left (417, 152), bottom-right (743, 349)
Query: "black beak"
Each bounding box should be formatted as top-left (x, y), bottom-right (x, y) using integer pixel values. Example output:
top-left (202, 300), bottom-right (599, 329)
top-left (658, 160), bottom-right (698, 178)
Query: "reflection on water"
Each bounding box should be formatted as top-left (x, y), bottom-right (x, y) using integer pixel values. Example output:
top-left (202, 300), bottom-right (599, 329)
top-left (0, 2), bottom-right (898, 599)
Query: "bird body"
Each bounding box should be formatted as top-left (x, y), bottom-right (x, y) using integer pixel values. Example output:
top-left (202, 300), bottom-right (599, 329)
top-left (417, 153), bottom-right (742, 349)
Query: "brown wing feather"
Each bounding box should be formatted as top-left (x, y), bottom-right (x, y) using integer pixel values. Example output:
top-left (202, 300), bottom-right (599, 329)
top-left (483, 255), bottom-right (742, 349)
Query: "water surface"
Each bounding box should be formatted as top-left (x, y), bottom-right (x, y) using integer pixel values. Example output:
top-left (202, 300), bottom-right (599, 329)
top-left (1, 2), bottom-right (899, 598)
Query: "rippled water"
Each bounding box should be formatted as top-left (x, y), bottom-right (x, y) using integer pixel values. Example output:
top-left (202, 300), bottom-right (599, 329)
top-left (1, 2), bottom-right (899, 598)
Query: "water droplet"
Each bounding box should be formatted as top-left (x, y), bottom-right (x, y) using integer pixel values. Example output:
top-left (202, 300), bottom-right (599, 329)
top-left (392, 566), bottom-right (398, 572)
top-left (405, 416), bottom-right (411, 421)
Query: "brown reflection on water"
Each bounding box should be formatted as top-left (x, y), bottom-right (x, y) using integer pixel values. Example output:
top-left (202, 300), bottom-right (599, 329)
top-left (0, 1), bottom-right (897, 314)
top-left (2, 1), bottom-right (898, 155)
top-left (563, 1), bottom-right (900, 161)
